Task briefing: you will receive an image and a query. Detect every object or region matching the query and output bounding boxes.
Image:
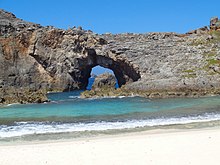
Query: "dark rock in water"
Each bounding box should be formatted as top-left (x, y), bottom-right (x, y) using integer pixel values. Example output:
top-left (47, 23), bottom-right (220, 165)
top-left (1, 9), bottom-right (220, 103)
top-left (92, 73), bottom-right (116, 91)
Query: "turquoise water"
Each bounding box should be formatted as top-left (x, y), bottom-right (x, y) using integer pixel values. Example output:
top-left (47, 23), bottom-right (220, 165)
top-left (1, 91), bottom-right (220, 140)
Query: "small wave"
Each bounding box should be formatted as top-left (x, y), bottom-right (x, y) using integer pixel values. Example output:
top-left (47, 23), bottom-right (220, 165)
top-left (6, 103), bottom-right (20, 107)
top-left (68, 96), bottom-right (80, 99)
top-left (1, 113), bottom-right (220, 138)
top-left (49, 101), bottom-right (59, 104)
top-left (82, 95), bottom-right (140, 100)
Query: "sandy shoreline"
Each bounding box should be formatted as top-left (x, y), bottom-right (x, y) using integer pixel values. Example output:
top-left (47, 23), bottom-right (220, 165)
top-left (0, 128), bottom-right (220, 165)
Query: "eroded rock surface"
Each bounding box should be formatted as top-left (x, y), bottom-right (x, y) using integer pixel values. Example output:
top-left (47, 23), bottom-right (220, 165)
top-left (92, 73), bottom-right (116, 90)
top-left (1, 9), bottom-right (220, 103)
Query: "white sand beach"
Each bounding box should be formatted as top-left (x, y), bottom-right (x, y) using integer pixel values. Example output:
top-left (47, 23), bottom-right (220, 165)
top-left (0, 128), bottom-right (220, 165)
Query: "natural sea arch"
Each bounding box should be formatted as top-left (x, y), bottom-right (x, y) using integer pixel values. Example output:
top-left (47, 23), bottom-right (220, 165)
top-left (71, 49), bottom-right (141, 90)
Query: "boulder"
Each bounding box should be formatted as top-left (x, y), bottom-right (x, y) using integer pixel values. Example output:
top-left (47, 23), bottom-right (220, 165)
top-left (92, 73), bottom-right (116, 91)
top-left (210, 17), bottom-right (220, 30)
top-left (210, 17), bottom-right (218, 26)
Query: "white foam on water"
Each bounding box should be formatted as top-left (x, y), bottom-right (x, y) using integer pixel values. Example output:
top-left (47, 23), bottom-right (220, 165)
top-left (1, 113), bottom-right (220, 138)
top-left (83, 95), bottom-right (139, 100)
top-left (6, 103), bottom-right (20, 107)
top-left (68, 96), bottom-right (80, 99)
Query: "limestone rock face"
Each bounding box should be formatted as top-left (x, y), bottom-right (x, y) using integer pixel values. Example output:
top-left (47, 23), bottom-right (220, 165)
top-left (92, 73), bottom-right (116, 91)
top-left (0, 9), bottom-right (140, 97)
top-left (1, 9), bottom-right (220, 103)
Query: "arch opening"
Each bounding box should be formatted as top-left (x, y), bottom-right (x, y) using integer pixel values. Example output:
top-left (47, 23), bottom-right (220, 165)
top-left (86, 65), bottom-right (119, 90)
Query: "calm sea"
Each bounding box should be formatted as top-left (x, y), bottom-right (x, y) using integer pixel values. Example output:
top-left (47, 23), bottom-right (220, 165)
top-left (0, 79), bottom-right (220, 142)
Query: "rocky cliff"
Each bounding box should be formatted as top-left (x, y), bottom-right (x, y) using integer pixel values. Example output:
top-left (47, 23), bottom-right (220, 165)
top-left (1, 9), bottom-right (220, 103)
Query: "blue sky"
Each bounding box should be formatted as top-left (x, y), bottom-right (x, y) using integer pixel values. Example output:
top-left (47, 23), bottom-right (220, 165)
top-left (1, 0), bottom-right (220, 74)
top-left (91, 66), bottom-right (114, 75)
top-left (1, 0), bottom-right (220, 34)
